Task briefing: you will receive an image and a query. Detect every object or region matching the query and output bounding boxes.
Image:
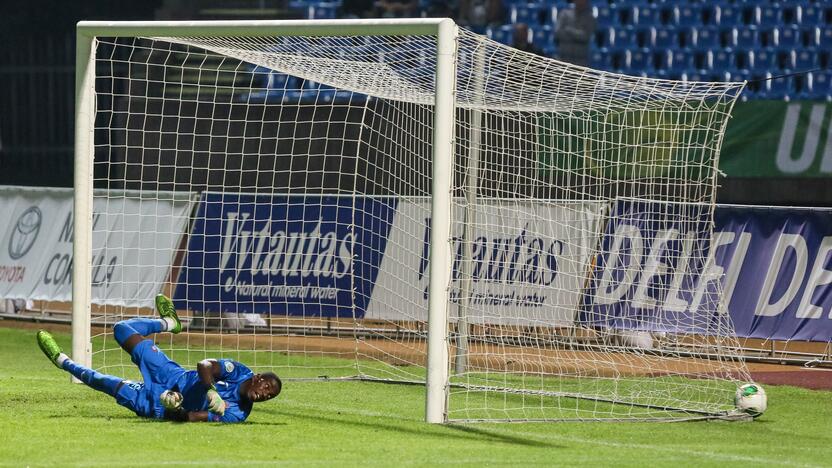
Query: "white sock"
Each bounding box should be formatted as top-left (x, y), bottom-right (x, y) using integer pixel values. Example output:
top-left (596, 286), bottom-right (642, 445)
top-left (56, 353), bottom-right (69, 366)
top-left (161, 317), bottom-right (176, 331)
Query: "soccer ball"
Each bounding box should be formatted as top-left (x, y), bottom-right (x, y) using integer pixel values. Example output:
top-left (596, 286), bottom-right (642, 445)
top-left (734, 383), bottom-right (767, 418)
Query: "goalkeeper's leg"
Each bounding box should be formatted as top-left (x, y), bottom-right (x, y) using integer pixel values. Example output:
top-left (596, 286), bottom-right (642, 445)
top-left (113, 294), bottom-right (182, 354)
top-left (36, 330), bottom-right (122, 397)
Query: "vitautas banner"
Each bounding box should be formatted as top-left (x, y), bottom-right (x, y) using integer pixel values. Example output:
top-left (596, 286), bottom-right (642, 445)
top-left (582, 201), bottom-right (832, 342)
top-left (173, 193), bottom-right (398, 317)
top-left (0, 186), bottom-right (194, 307)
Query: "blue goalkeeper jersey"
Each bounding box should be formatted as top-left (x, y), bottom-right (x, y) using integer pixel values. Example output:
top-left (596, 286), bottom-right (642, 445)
top-left (175, 359), bottom-right (254, 423)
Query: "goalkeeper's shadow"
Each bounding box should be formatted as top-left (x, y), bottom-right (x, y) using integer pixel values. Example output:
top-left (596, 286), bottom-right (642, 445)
top-left (259, 406), bottom-right (561, 448)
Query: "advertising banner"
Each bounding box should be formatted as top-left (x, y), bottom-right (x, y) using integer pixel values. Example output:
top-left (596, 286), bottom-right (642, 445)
top-left (174, 192), bottom-right (398, 317)
top-left (366, 200), bottom-right (606, 326)
top-left (176, 194), bottom-right (606, 325)
top-left (583, 201), bottom-right (832, 342)
top-left (720, 101), bottom-right (832, 177)
top-left (0, 186), bottom-right (194, 307)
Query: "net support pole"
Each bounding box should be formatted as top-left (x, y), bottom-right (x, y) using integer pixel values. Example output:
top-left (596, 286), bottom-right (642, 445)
top-left (71, 31), bottom-right (96, 378)
top-left (426, 18), bottom-right (458, 424)
top-left (455, 43), bottom-right (485, 376)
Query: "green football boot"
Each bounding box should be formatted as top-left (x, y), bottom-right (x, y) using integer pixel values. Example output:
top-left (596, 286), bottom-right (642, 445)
top-left (155, 294), bottom-right (182, 334)
top-left (36, 330), bottom-right (63, 368)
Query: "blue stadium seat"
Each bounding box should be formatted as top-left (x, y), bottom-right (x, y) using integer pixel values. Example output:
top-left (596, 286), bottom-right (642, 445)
top-left (544, 6), bottom-right (558, 25)
top-left (511, 4), bottom-right (543, 25)
top-left (701, 3), bottom-right (720, 26)
top-left (766, 75), bottom-right (794, 100)
top-left (674, 6), bottom-right (701, 26)
top-left (590, 49), bottom-right (613, 70)
top-left (800, 5), bottom-right (824, 26)
top-left (750, 48), bottom-right (778, 73)
top-left (734, 27), bottom-right (759, 48)
top-left (489, 24), bottom-right (514, 45)
top-left (810, 71), bottom-right (832, 100)
top-left (309, 2), bottom-right (338, 19)
top-left (653, 49), bottom-right (672, 71)
top-left (532, 25), bottom-right (554, 48)
top-left (627, 48), bottom-right (652, 73)
top-left (710, 48), bottom-right (736, 72)
top-left (617, 5), bottom-right (638, 26)
top-left (678, 27), bottom-right (696, 48)
top-left (635, 4), bottom-right (659, 26)
top-left (613, 27), bottom-right (638, 49)
top-left (694, 27), bottom-right (720, 48)
top-left (593, 5), bottom-right (617, 28)
top-left (775, 26), bottom-right (803, 48)
top-left (595, 27), bottom-right (615, 48)
top-left (717, 5), bottom-right (743, 27)
top-left (734, 48), bottom-right (753, 71)
top-left (670, 48), bottom-right (695, 73)
top-left (635, 26), bottom-right (655, 47)
top-left (817, 27), bottom-right (832, 49)
top-left (779, 2), bottom-right (802, 25)
top-left (793, 48), bottom-right (818, 70)
top-left (541, 43), bottom-right (557, 58)
top-left (756, 5), bottom-right (781, 27)
top-left (654, 27), bottom-right (675, 48)
top-left (757, 27), bottom-right (778, 48)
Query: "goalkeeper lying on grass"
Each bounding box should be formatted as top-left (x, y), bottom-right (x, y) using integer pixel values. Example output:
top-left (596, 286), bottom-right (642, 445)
top-left (36, 295), bottom-right (281, 423)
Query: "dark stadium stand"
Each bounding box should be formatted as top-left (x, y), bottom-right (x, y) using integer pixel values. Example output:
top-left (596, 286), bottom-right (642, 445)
top-left (269, 0), bottom-right (832, 102)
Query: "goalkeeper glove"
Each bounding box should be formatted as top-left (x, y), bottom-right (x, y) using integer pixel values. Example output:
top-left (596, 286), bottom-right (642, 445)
top-left (160, 390), bottom-right (183, 411)
top-left (206, 387), bottom-right (226, 416)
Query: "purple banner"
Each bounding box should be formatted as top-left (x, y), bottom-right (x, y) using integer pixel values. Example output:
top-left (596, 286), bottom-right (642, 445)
top-left (582, 201), bottom-right (832, 342)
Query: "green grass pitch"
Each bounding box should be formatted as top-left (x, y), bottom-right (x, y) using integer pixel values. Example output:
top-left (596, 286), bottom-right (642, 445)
top-left (1, 326), bottom-right (831, 467)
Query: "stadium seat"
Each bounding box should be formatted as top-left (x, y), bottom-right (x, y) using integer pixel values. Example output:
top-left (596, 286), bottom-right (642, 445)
top-left (635, 4), bottom-right (659, 26)
top-left (694, 27), bottom-right (720, 48)
top-left (734, 27), bottom-right (759, 48)
top-left (750, 48), bottom-right (778, 73)
top-left (653, 49), bottom-right (672, 71)
top-left (593, 5), bottom-right (617, 28)
top-left (544, 6), bottom-right (558, 25)
top-left (793, 48), bottom-right (818, 71)
top-left (309, 2), bottom-right (338, 19)
top-left (756, 5), bottom-right (781, 27)
top-left (734, 49), bottom-right (753, 71)
top-left (532, 25), bottom-right (554, 49)
top-left (674, 5), bottom-right (701, 26)
top-left (766, 74), bottom-right (794, 100)
top-left (590, 49), bottom-right (613, 70)
top-left (489, 25), bottom-right (514, 45)
top-left (511, 4), bottom-right (543, 26)
top-left (677, 27), bottom-right (696, 48)
top-left (635, 26), bottom-right (655, 47)
top-left (757, 27), bottom-right (777, 47)
top-left (717, 5), bottom-right (743, 27)
top-left (627, 48), bottom-right (652, 72)
top-left (800, 5), bottom-right (823, 26)
top-left (701, 3), bottom-right (720, 26)
top-left (809, 71), bottom-right (832, 100)
top-left (541, 43), bottom-right (557, 58)
top-left (595, 27), bottom-right (615, 49)
top-left (817, 27), bottom-right (832, 49)
top-left (775, 25), bottom-right (803, 48)
top-left (653, 27), bottom-right (675, 49)
top-left (670, 48), bottom-right (695, 73)
top-left (779, 2), bottom-right (801, 25)
top-left (617, 5), bottom-right (637, 26)
top-left (613, 27), bottom-right (638, 49)
top-left (710, 48), bottom-right (736, 72)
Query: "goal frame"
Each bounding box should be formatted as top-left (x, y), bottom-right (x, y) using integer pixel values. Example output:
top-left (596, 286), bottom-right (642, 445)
top-left (73, 18), bottom-right (458, 424)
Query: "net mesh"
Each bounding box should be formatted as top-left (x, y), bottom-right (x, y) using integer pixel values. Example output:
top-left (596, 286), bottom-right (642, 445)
top-left (87, 26), bottom-right (749, 422)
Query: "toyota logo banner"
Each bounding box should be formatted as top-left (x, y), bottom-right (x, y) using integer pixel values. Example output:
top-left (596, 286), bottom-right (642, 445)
top-left (0, 186), bottom-right (195, 307)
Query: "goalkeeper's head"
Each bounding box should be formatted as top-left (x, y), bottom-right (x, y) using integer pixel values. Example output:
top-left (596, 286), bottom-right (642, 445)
top-left (246, 372), bottom-right (282, 403)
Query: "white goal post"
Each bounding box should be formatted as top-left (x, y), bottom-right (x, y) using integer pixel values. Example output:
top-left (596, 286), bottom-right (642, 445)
top-left (73, 19), bottom-right (752, 424)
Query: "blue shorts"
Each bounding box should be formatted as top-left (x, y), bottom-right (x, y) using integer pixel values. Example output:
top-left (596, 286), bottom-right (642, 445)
top-left (115, 340), bottom-right (187, 420)
top-left (131, 339), bottom-right (186, 389)
top-left (115, 380), bottom-right (166, 419)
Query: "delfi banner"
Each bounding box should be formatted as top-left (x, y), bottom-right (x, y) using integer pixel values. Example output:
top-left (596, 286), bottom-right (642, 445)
top-left (583, 200), bottom-right (832, 342)
top-left (0, 186), bottom-right (194, 307)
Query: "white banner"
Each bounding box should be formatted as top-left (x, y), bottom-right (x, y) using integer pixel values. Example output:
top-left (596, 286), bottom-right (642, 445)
top-left (0, 186), bottom-right (194, 307)
top-left (366, 200), bottom-right (606, 326)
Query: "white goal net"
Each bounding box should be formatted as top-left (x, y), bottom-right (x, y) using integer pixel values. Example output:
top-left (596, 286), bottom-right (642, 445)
top-left (76, 20), bottom-right (750, 423)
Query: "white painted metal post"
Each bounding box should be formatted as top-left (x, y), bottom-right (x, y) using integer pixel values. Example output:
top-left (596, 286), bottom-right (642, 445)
top-left (426, 18), bottom-right (458, 424)
top-left (455, 43), bottom-right (485, 376)
top-left (72, 30), bottom-right (95, 374)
